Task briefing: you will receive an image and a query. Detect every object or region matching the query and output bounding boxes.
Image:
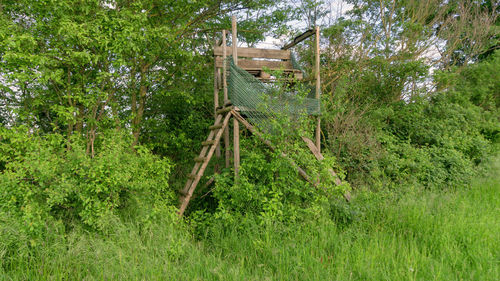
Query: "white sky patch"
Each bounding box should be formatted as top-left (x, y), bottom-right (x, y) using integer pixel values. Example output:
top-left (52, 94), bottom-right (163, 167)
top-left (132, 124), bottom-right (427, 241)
top-left (255, 0), bottom-right (353, 49)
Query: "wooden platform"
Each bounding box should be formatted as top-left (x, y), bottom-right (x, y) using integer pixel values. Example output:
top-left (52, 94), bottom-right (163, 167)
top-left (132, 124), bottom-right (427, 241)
top-left (214, 46), bottom-right (304, 81)
top-left (214, 47), bottom-right (291, 59)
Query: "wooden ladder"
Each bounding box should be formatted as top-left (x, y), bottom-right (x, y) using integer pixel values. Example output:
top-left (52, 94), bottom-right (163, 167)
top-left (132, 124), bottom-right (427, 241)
top-left (178, 108), bottom-right (233, 216)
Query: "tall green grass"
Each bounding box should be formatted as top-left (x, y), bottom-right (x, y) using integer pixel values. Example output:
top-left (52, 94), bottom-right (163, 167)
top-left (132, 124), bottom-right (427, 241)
top-left (1, 159), bottom-right (499, 280)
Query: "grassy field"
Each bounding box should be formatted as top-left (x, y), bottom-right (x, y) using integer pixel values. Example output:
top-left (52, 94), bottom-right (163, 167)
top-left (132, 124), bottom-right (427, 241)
top-left (1, 159), bottom-right (499, 280)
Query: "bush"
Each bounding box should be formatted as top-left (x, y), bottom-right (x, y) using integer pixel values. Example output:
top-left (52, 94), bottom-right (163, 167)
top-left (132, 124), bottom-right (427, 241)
top-left (190, 131), bottom-right (349, 236)
top-left (323, 52), bottom-right (499, 189)
top-left (374, 93), bottom-right (497, 189)
top-left (0, 127), bottom-right (175, 239)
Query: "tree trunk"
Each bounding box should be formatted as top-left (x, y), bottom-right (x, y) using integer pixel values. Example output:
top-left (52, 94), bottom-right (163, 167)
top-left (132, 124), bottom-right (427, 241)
top-left (131, 64), bottom-right (149, 148)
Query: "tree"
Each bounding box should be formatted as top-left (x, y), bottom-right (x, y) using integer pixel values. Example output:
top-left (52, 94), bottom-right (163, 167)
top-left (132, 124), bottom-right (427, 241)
top-left (0, 0), bottom-right (296, 155)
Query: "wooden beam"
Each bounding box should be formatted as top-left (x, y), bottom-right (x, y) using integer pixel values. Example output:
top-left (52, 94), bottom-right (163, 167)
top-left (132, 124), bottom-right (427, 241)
top-left (215, 57), bottom-right (293, 70)
top-left (214, 36), bottom-right (221, 172)
top-left (202, 140), bottom-right (216, 146)
top-left (214, 47), bottom-right (291, 60)
top-left (233, 68), bottom-right (301, 74)
top-left (194, 157), bottom-right (206, 162)
top-left (232, 16), bottom-right (238, 65)
top-left (222, 30), bottom-right (230, 168)
top-left (222, 30), bottom-right (228, 102)
top-left (232, 15), bottom-right (240, 179)
top-left (213, 46), bottom-right (219, 116)
top-left (233, 118), bottom-right (240, 179)
top-left (282, 29), bottom-right (315, 50)
top-left (216, 106), bottom-right (233, 115)
top-left (301, 137), bottom-right (350, 202)
top-left (315, 26), bottom-right (321, 153)
top-left (209, 124), bottom-right (223, 130)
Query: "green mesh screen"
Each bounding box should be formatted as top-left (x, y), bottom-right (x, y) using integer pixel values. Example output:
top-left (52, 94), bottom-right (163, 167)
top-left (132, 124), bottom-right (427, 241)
top-left (227, 56), bottom-right (319, 131)
top-left (290, 52), bottom-right (319, 100)
top-left (290, 52), bottom-right (306, 77)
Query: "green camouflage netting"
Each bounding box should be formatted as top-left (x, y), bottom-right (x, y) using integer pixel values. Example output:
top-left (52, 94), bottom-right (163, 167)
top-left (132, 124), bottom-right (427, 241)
top-left (227, 56), bottom-right (319, 131)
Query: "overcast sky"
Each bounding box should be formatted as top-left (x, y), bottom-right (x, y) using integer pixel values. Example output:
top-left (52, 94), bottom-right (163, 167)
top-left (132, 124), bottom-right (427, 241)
top-left (255, 0), bottom-right (353, 49)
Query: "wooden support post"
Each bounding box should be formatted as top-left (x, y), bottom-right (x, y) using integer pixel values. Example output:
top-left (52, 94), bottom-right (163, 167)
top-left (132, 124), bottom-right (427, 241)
top-left (222, 30), bottom-right (228, 103)
top-left (222, 30), bottom-right (230, 168)
top-left (213, 37), bottom-right (220, 114)
top-left (232, 16), bottom-right (240, 179)
top-left (233, 118), bottom-right (240, 179)
top-left (232, 15), bottom-right (238, 64)
top-left (217, 68), bottom-right (222, 89)
top-left (315, 26), bottom-right (321, 153)
top-left (214, 36), bottom-right (221, 172)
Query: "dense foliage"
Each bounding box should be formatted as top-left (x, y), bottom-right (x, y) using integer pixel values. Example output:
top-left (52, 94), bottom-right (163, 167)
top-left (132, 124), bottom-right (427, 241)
top-left (314, 0), bottom-right (499, 189)
top-left (0, 129), bottom-right (173, 235)
top-left (2, 157), bottom-right (499, 279)
top-left (322, 51), bottom-right (499, 188)
top-left (0, 0), bottom-right (499, 279)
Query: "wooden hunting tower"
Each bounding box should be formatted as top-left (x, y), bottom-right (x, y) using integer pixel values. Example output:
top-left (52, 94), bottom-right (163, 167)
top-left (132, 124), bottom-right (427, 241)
top-left (178, 16), bottom-right (332, 216)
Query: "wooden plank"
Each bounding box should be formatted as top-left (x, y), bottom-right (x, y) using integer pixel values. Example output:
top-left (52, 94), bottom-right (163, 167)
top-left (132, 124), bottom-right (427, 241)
top-left (315, 119), bottom-right (321, 156)
top-left (302, 136), bottom-right (340, 185)
top-left (194, 157), bottom-right (206, 162)
top-left (282, 29), bottom-right (315, 50)
top-left (214, 36), bottom-right (220, 114)
top-left (301, 136), bottom-right (350, 202)
top-left (302, 136), bottom-right (324, 160)
top-left (222, 30), bottom-right (228, 102)
top-left (202, 140), bottom-right (216, 146)
top-left (260, 71), bottom-right (271, 79)
top-left (215, 57), bottom-right (293, 70)
top-left (209, 124), bottom-right (223, 130)
top-left (214, 47), bottom-right (291, 60)
top-left (216, 106), bottom-right (233, 115)
top-left (224, 127), bottom-right (230, 168)
top-left (243, 68), bottom-right (302, 73)
top-left (257, 72), bottom-right (304, 81)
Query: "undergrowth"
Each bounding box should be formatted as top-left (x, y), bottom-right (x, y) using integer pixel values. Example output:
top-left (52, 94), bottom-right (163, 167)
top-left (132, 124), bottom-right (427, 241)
top-left (1, 156), bottom-right (498, 280)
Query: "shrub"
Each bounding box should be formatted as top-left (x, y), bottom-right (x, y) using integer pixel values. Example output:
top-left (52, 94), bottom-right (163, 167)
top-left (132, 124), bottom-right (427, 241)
top-left (373, 93), bottom-right (496, 189)
top-left (0, 127), bottom-right (175, 238)
top-left (189, 115), bottom-right (349, 236)
top-left (323, 52), bottom-right (499, 189)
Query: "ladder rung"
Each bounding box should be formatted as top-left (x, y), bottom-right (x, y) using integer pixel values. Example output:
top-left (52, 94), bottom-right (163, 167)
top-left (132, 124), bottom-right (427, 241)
top-left (194, 157), bottom-right (206, 162)
top-left (209, 124), bottom-right (223, 130)
top-left (202, 140), bottom-right (216, 146)
top-left (216, 106), bottom-right (233, 115)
